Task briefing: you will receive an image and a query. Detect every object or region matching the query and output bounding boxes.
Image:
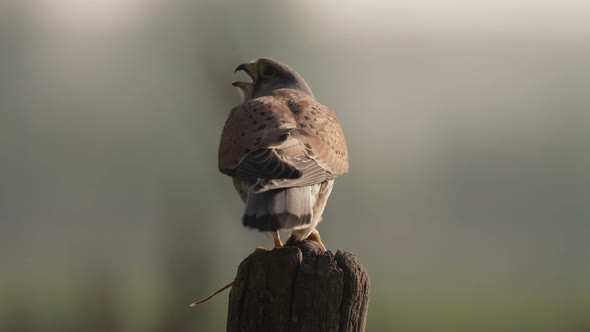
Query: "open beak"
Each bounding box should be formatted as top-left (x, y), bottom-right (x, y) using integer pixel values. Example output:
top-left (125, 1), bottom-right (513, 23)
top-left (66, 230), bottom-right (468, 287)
top-left (232, 63), bottom-right (256, 88)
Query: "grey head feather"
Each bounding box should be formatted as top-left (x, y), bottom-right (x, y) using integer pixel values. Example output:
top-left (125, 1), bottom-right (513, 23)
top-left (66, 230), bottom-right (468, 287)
top-left (251, 58), bottom-right (314, 99)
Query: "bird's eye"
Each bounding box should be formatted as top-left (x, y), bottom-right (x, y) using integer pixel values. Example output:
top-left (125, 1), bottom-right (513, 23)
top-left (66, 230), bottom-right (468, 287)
top-left (262, 66), bottom-right (276, 78)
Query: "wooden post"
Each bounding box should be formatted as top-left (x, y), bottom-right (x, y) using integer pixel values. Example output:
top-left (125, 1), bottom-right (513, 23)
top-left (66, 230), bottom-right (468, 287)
top-left (227, 239), bottom-right (370, 332)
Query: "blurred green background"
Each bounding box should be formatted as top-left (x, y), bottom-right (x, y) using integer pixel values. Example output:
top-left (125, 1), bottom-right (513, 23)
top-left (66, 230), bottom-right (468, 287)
top-left (1, 1), bottom-right (589, 331)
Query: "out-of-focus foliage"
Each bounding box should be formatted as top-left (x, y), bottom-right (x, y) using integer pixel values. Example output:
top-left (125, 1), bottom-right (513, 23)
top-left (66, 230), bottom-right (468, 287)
top-left (1, 1), bottom-right (589, 331)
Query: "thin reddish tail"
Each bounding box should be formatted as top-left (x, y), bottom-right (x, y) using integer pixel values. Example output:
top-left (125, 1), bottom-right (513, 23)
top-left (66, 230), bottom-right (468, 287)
top-left (189, 280), bottom-right (234, 307)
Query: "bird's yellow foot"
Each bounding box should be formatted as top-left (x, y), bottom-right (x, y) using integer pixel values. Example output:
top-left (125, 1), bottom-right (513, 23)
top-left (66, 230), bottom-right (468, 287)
top-left (255, 246), bottom-right (266, 251)
top-left (306, 230), bottom-right (327, 251)
top-left (273, 230), bottom-right (284, 248)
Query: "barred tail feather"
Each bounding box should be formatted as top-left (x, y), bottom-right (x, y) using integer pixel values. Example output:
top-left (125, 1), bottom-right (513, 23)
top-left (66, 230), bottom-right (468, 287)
top-left (243, 187), bottom-right (312, 231)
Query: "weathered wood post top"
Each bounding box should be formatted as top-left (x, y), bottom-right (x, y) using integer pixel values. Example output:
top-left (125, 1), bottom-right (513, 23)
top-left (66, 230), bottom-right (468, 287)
top-left (227, 239), bottom-right (370, 332)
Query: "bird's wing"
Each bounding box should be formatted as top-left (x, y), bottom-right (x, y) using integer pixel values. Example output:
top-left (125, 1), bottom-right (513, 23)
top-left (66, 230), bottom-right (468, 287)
top-left (219, 90), bottom-right (348, 190)
top-left (260, 91), bottom-right (349, 191)
top-left (218, 96), bottom-right (298, 181)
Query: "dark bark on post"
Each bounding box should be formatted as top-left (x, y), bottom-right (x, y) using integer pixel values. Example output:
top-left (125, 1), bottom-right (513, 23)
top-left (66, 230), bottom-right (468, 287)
top-left (227, 240), bottom-right (370, 332)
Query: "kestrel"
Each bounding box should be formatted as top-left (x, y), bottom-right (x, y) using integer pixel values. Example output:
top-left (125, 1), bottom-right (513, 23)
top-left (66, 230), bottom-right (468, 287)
top-left (218, 58), bottom-right (348, 250)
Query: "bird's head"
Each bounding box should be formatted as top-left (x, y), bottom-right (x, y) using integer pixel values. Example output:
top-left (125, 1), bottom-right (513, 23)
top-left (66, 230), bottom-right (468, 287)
top-left (232, 58), bottom-right (313, 102)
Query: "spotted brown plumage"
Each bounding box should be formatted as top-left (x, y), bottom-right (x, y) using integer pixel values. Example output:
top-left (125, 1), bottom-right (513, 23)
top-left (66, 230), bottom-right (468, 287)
top-left (218, 58), bottom-right (348, 250)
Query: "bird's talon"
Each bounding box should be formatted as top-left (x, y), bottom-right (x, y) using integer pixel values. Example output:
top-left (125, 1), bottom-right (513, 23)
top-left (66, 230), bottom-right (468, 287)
top-left (273, 230), bottom-right (284, 248)
top-left (306, 230), bottom-right (327, 252)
